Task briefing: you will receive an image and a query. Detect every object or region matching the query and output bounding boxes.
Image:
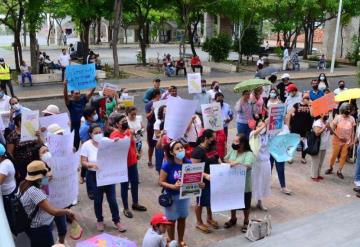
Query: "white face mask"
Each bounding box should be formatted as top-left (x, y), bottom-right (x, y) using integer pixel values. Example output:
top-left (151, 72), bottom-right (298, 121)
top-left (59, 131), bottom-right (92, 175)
top-left (93, 133), bottom-right (103, 143)
top-left (12, 103), bottom-right (21, 111)
top-left (319, 76), bottom-right (325, 81)
top-left (41, 152), bottom-right (52, 164)
top-left (92, 114), bottom-right (98, 122)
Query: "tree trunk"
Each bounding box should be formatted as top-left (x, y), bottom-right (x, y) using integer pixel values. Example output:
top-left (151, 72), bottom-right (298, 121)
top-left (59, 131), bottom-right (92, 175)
top-left (13, 33), bottom-right (20, 71)
top-left (96, 17), bottom-right (101, 44)
top-left (236, 22), bottom-right (243, 72)
top-left (140, 40), bottom-right (147, 65)
top-left (124, 28), bottom-right (128, 44)
top-left (29, 31), bottom-right (39, 74)
top-left (47, 19), bottom-right (54, 46)
top-left (187, 24), bottom-right (197, 56)
top-left (303, 24), bottom-right (309, 59)
top-left (23, 23), bottom-right (27, 47)
top-left (145, 22), bottom-right (150, 45)
top-left (112, 0), bottom-right (122, 77)
top-left (108, 20), bottom-right (113, 43)
top-left (340, 24), bottom-right (344, 58)
top-left (82, 21), bottom-right (91, 63)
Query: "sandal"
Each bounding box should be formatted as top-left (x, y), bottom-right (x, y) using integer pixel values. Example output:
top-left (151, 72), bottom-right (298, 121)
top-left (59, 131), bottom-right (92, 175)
top-left (337, 171), bottom-right (344, 179)
top-left (196, 224), bottom-right (210, 233)
top-left (224, 218), bottom-right (237, 229)
top-left (325, 168), bottom-right (333, 175)
top-left (180, 241), bottom-right (188, 247)
top-left (207, 219), bottom-right (219, 229)
top-left (123, 209), bottom-right (133, 218)
top-left (241, 221), bottom-right (249, 233)
top-left (301, 158), bottom-right (307, 164)
top-left (132, 204), bottom-right (147, 211)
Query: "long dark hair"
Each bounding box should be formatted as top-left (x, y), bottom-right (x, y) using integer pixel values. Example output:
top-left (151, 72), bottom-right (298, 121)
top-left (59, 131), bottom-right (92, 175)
top-left (158, 105), bottom-right (166, 120)
top-left (238, 134), bottom-right (252, 153)
top-left (165, 140), bottom-right (183, 162)
top-left (197, 129), bottom-right (214, 146)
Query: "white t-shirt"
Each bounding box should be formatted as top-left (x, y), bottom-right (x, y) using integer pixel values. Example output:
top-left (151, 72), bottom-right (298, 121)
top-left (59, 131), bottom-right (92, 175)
top-left (333, 87), bottom-right (348, 96)
top-left (127, 115), bottom-right (143, 132)
top-left (285, 92), bottom-right (302, 113)
top-left (80, 140), bottom-right (98, 171)
top-left (153, 119), bottom-right (162, 141)
top-left (58, 54), bottom-right (70, 67)
top-left (0, 159), bottom-right (16, 195)
top-left (313, 119), bottom-right (330, 150)
top-left (207, 89), bottom-right (221, 101)
top-left (142, 228), bottom-right (166, 247)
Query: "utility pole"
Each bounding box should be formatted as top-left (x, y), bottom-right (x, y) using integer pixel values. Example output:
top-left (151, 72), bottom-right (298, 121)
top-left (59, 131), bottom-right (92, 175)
top-left (330, 0), bottom-right (343, 73)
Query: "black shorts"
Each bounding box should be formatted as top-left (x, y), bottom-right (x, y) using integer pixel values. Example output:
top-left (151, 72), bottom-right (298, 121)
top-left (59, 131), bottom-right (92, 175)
top-left (146, 126), bottom-right (157, 148)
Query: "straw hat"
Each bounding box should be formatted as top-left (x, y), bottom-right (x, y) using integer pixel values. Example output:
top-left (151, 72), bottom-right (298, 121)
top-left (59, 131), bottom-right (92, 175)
top-left (42, 104), bottom-right (60, 115)
top-left (25, 161), bottom-right (50, 181)
top-left (47, 123), bottom-right (64, 135)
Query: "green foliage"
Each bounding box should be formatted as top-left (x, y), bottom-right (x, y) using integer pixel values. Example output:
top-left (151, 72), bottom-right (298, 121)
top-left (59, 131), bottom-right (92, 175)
top-left (346, 35), bottom-right (360, 65)
top-left (202, 34), bottom-right (232, 62)
top-left (274, 47), bottom-right (283, 58)
top-left (233, 27), bottom-right (261, 57)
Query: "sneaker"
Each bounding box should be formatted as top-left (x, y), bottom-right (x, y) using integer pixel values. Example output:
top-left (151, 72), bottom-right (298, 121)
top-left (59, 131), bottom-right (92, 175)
top-left (325, 168), bottom-right (333, 175)
top-left (96, 222), bottom-right (105, 232)
top-left (114, 222), bottom-right (127, 233)
top-left (281, 188), bottom-right (292, 195)
top-left (337, 171), bottom-right (344, 179)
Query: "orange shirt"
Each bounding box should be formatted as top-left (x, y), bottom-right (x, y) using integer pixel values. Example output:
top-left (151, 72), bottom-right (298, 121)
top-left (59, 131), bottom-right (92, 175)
top-left (332, 115), bottom-right (356, 145)
top-left (110, 129), bottom-right (137, 166)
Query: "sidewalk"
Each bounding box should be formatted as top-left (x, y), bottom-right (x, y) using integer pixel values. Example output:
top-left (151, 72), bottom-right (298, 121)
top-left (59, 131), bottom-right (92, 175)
top-left (15, 67), bottom-right (357, 101)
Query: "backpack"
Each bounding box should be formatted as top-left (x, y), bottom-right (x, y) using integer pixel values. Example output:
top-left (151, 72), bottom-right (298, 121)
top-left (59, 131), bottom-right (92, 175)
top-left (305, 130), bottom-right (321, 155)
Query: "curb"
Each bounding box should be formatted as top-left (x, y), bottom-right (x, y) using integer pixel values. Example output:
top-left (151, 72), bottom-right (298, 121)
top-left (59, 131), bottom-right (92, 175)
top-left (18, 72), bottom-right (357, 102)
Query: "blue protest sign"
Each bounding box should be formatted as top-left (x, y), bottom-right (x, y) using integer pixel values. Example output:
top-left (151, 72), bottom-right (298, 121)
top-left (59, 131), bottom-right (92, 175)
top-left (66, 64), bottom-right (97, 91)
top-left (268, 133), bottom-right (300, 162)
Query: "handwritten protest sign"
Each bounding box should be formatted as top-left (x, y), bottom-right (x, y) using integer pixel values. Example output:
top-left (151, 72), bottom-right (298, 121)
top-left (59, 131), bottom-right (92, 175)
top-left (47, 132), bottom-right (74, 157)
top-left (165, 96), bottom-right (198, 140)
top-left (187, 73), bottom-right (201, 94)
top-left (96, 138), bottom-right (130, 186)
top-left (210, 164), bottom-right (246, 212)
top-left (121, 95), bottom-right (135, 107)
top-left (201, 102), bottom-right (223, 131)
top-left (153, 99), bottom-right (167, 120)
top-left (66, 64), bottom-right (97, 91)
top-left (39, 112), bottom-right (70, 134)
top-left (180, 163), bottom-right (204, 199)
top-left (268, 104), bottom-right (286, 135)
top-left (76, 233), bottom-right (137, 247)
top-left (48, 152), bottom-right (79, 208)
top-left (21, 110), bottom-right (39, 142)
top-left (268, 133), bottom-right (300, 162)
top-left (102, 82), bottom-right (118, 97)
top-left (311, 93), bottom-right (336, 117)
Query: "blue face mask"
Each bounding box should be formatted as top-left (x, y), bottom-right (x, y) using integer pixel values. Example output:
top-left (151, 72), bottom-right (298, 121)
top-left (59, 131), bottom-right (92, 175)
top-left (175, 151), bottom-right (185, 160)
top-left (41, 176), bottom-right (49, 186)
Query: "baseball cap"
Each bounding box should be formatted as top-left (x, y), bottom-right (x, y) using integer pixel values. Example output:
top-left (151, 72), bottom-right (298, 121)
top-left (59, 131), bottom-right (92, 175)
top-left (150, 213), bottom-right (173, 226)
top-left (42, 104), bottom-right (60, 115)
top-left (281, 73), bottom-right (290, 79)
top-left (286, 84), bottom-right (297, 92)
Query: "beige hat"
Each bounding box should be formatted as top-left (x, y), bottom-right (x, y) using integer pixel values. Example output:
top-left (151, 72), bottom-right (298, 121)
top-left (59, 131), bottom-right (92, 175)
top-left (26, 161), bottom-right (50, 181)
top-left (47, 123), bottom-right (64, 135)
top-left (42, 104), bottom-right (60, 115)
top-left (52, 245), bottom-right (66, 247)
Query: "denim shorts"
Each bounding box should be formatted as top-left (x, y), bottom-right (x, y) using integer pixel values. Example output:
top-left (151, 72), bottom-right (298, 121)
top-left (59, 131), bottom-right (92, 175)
top-left (165, 194), bottom-right (190, 221)
top-left (196, 184), bottom-right (210, 207)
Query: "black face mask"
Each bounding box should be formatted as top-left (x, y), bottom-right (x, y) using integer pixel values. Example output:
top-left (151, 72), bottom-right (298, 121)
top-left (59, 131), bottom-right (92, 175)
top-left (209, 140), bottom-right (216, 148)
top-left (339, 85), bottom-right (345, 89)
top-left (232, 144), bottom-right (240, 150)
top-left (323, 116), bottom-right (329, 121)
top-left (121, 122), bottom-right (129, 130)
top-left (214, 85), bottom-right (219, 91)
top-left (217, 100), bottom-right (224, 106)
top-left (312, 85), bottom-right (318, 90)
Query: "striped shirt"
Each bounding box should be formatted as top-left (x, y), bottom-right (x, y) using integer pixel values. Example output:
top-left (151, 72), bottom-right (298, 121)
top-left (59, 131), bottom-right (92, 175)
top-left (20, 186), bottom-right (54, 228)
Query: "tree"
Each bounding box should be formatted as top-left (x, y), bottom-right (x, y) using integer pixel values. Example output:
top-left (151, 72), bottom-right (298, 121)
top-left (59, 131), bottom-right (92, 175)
top-left (121, 12), bottom-right (136, 44)
top-left (234, 26), bottom-right (261, 62)
top-left (112, 0), bottom-right (122, 76)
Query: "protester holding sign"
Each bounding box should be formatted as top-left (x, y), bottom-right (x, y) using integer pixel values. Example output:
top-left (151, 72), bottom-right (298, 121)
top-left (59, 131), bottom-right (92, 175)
top-left (215, 92), bottom-right (233, 138)
top-left (193, 79), bottom-right (211, 115)
top-left (191, 129), bottom-right (220, 234)
top-left (235, 90), bottom-right (256, 138)
top-left (223, 134), bottom-right (254, 232)
top-left (127, 107), bottom-right (145, 156)
top-left (154, 105), bottom-right (167, 172)
top-left (80, 124), bottom-right (126, 232)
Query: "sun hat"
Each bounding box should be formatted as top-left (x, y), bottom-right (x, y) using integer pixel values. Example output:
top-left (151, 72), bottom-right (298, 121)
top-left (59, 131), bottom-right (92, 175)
top-left (47, 123), bottom-right (64, 135)
top-left (42, 104), bottom-right (60, 115)
top-left (25, 161), bottom-right (50, 181)
top-left (281, 73), bottom-right (290, 79)
top-left (286, 84), bottom-right (298, 92)
top-left (150, 213), bottom-right (173, 226)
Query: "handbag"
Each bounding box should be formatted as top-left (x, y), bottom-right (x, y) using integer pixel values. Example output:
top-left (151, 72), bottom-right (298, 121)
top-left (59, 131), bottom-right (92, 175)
top-left (245, 215), bottom-right (272, 242)
top-left (158, 189), bottom-right (173, 207)
top-left (305, 130), bottom-right (321, 155)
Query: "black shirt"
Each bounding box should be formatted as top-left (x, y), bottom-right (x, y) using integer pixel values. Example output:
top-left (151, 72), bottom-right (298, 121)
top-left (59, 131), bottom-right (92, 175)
top-left (277, 82), bottom-right (294, 103)
top-left (191, 146), bottom-right (219, 174)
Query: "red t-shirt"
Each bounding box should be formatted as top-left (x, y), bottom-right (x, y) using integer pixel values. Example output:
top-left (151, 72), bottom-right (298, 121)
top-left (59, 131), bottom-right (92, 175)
top-left (191, 56), bottom-right (201, 65)
top-left (215, 129), bottom-right (227, 159)
top-left (110, 129), bottom-right (137, 167)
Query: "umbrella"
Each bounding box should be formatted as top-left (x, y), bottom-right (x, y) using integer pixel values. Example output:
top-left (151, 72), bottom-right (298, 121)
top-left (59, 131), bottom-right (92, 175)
top-left (234, 79), bottom-right (271, 93)
top-left (334, 88), bottom-right (360, 102)
top-left (76, 233), bottom-right (136, 247)
top-left (254, 66), bottom-right (278, 79)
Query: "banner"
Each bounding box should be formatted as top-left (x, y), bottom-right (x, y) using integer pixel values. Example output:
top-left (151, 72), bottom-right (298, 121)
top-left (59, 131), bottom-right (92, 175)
top-left (180, 163), bottom-right (204, 199)
top-left (47, 132), bottom-right (74, 157)
top-left (21, 110), bottom-right (39, 142)
top-left (121, 95), bottom-right (135, 107)
top-left (39, 112), bottom-right (70, 134)
top-left (48, 152), bottom-right (79, 208)
top-left (164, 96), bottom-right (198, 140)
top-left (311, 93), bottom-right (336, 117)
top-left (268, 104), bottom-right (286, 135)
top-left (187, 73), bottom-right (202, 94)
top-left (103, 82), bottom-right (118, 97)
top-left (76, 233), bottom-right (136, 247)
top-left (201, 102), bottom-right (223, 131)
top-left (66, 64), bottom-right (97, 91)
top-left (268, 133), bottom-right (301, 162)
top-left (153, 99), bottom-right (167, 120)
top-left (96, 138), bottom-right (130, 186)
top-left (210, 164), bottom-right (246, 212)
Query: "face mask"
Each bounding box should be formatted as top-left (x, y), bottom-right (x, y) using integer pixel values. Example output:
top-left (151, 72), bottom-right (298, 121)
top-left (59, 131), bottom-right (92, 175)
top-left (344, 110), bottom-right (351, 115)
top-left (41, 152), bottom-right (52, 164)
top-left (92, 114), bottom-right (98, 122)
top-left (232, 144), bottom-right (240, 150)
top-left (41, 176), bottom-right (49, 186)
top-left (320, 76), bottom-right (325, 81)
top-left (269, 92), bottom-right (277, 98)
top-left (339, 85), bottom-right (345, 89)
top-left (323, 116), bottom-right (329, 121)
top-left (214, 85), bottom-right (219, 91)
top-left (217, 100), bottom-right (223, 106)
top-left (201, 88), bottom-right (206, 93)
top-left (318, 83), bottom-right (326, 91)
top-left (93, 133), bottom-right (103, 142)
top-left (121, 122), bottom-right (129, 130)
top-left (13, 103), bottom-right (21, 111)
top-left (0, 92), bottom-right (4, 98)
top-left (175, 150), bottom-right (185, 160)
top-left (312, 85), bottom-right (318, 90)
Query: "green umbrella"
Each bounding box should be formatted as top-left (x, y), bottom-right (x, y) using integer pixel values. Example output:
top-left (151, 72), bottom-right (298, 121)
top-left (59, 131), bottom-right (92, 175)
top-left (233, 79), bottom-right (271, 93)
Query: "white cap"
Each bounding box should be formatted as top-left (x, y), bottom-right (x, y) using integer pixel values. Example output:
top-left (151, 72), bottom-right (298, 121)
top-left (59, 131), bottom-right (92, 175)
top-left (42, 105), bottom-right (60, 115)
top-left (281, 73), bottom-right (290, 79)
top-left (47, 123), bottom-right (64, 135)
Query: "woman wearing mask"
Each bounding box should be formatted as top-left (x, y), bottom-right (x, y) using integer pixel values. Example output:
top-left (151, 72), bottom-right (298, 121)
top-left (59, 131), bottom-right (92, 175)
top-left (250, 87), bottom-right (264, 119)
top-left (110, 115), bottom-right (147, 218)
top-left (207, 81), bottom-right (221, 101)
top-left (311, 113), bottom-right (331, 181)
top-left (6, 114), bottom-right (43, 183)
top-left (8, 96), bottom-right (30, 131)
top-left (127, 106), bottom-right (145, 157)
top-left (81, 124), bottom-right (126, 232)
top-left (159, 141), bottom-right (204, 246)
top-left (235, 90), bottom-right (256, 138)
top-left (326, 103), bottom-right (356, 179)
top-left (154, 105), bottom-right (167, 172)
top-left (19, 160), bottom-right (75, 247)
top-left (286, 92), bottom-right (313, 164)
top-left (185, 114), bottom-right (202, 147)
top-left (223, 135), bottom-right (254, 232)
top-left (309, 80), bottom-right (324, 101)
top-left (267, 88), bottom-right (281, 108)
top-left (317, 73), bottom-right (329, 91)
top-left (250, 119), bottom-right (271, 210)
top-left (191, 129), bottom-right (220, 233)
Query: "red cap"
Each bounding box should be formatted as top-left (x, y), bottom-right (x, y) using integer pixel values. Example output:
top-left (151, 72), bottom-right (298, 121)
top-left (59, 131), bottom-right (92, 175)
top-left (150, 213), bottom-right (173, 225)
top-left (286, 84), bottom-right (297, 92)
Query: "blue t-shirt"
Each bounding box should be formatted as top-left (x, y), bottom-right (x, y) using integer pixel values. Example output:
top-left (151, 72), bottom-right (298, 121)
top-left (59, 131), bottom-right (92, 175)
top-left (309, 90), bottom-right (324, 101)
top-left (145, 101), bottom-right (156, 128)
top-left (67, 95), bottom-right (88, 128)
top-left (161, 159), bottom-right (191, 195)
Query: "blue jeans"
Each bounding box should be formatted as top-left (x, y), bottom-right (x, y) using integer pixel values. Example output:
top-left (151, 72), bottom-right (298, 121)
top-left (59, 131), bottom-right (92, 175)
top-left (165, 66), bottom-right (175, 76)
top-left (270, 155), bottom-right (286, 188)
top-left (88, 170), bottom-right (120, 223)
top-left (21, 72), bottom-right (32, 85)
top-left (121, 164), bottom-right (139, 209)
top-left (237, 122), bottom-right (251, 139)
top-left (54, 215), bottom-right (67, 237)
top-left (26, 225), bottom-right (54, 247)
top-left (155, 147), bottom-right (164, 172)
top-left (86, 169), bottom-right (97, 199)
top-left (355, 145), bottom-right (360, 182)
